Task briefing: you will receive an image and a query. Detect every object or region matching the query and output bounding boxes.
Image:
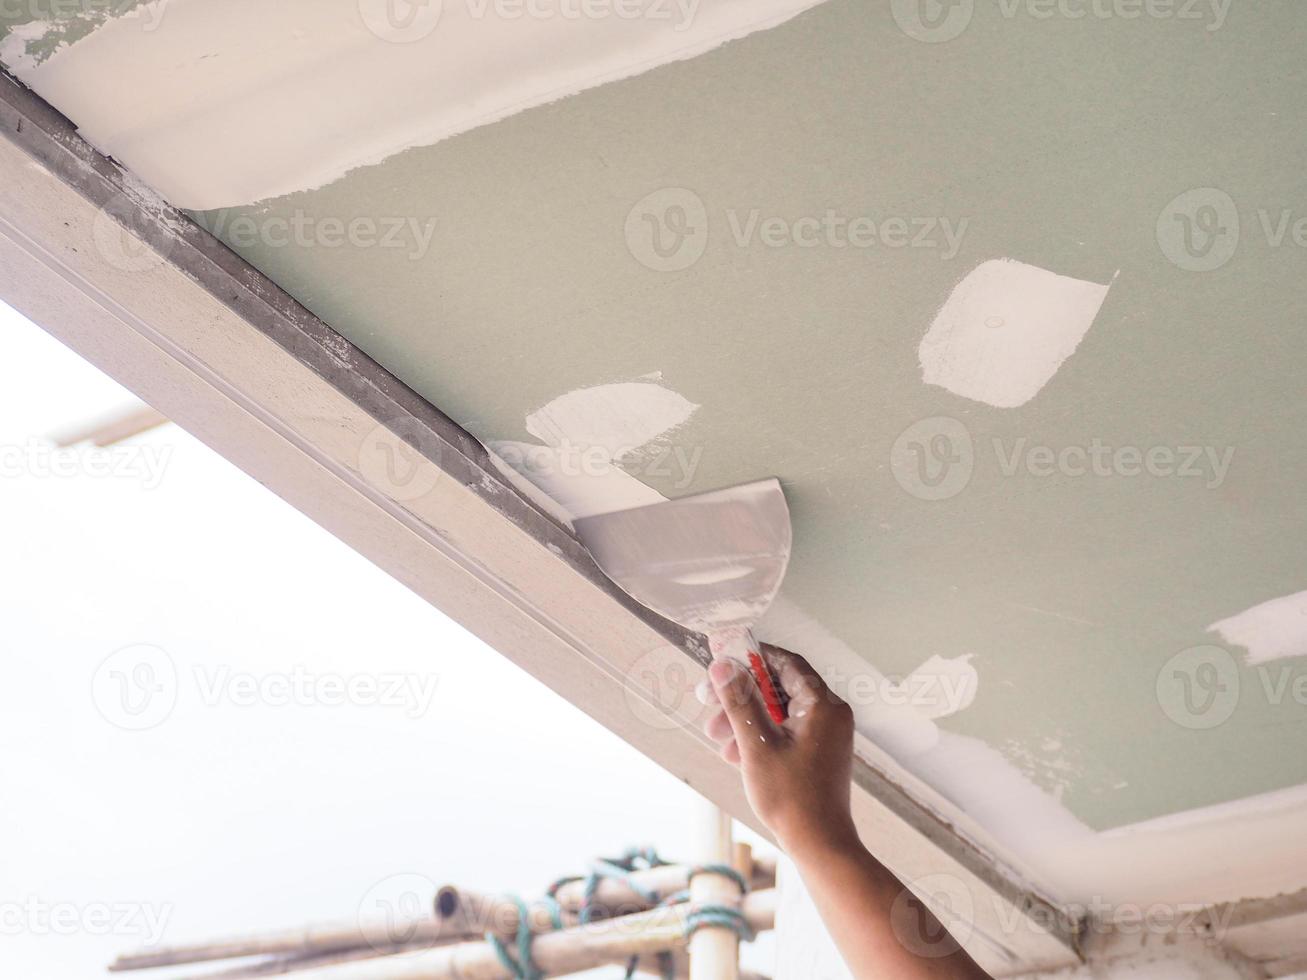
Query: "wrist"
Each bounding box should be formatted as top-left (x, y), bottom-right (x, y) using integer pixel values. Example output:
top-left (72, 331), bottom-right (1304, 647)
top-left (774, 813), bottom-right (862, 863)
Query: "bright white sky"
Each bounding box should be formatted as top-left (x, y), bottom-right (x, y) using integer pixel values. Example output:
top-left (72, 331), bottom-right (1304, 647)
top-left (0, 300), bottom-right (772, 977)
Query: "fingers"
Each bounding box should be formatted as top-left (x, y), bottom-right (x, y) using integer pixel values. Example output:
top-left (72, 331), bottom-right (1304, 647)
top-left (704, 707), bottom-right (734, 743)
top-left (708, 659), bottom-right (779, 753)
top-left (699, 676), bottom-right (739, 763)
top-left (761, 644), bottom-right (836, 719)
top-left (720, 738), bottom-right (741, 765)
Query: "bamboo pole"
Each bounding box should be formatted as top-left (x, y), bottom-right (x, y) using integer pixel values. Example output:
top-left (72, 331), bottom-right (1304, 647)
top-left (733, 844), bottom-right (753, 889)
top-left (173, 941), bottom-right (439, 980)
top-left (689, 805), bottom-right (740, 980)
top-left (433, 861), bottom-right (777, 937)
top-left (751, 852), bottom-right (777, 882)
top-left (110, 915), bottom-right (463, 971)
top-left (113, 862), bottom-right (779, 973)
top-left (218, 893), bottom-right (773, 980)
top-left (52, 403), bottom-right (169, 447)
top-left (175, 943), bottom-right (683, 980)
top-left (433, 888), bottom-right (580, 937)
top-left (548, 862), bottom-right (774, 912)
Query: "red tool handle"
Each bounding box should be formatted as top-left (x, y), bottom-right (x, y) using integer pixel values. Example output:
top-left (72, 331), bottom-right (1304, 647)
top-left (748, 650), bottom-right (787, 725)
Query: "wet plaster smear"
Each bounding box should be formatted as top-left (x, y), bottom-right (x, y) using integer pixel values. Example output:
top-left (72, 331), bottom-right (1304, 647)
top-left (7, 0), bottom-right (1307, 909)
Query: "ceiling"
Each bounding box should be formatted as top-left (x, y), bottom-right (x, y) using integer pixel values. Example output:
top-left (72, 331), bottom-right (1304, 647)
top-left (5, 0), bottom-right (1306, 908)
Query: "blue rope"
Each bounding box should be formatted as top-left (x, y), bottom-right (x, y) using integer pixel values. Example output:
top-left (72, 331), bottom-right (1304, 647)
top-left (683, 904), bottom-right (757, 943)
top-left (489, 850), bottom-right (755, 979)
top-left (549, 847), bottom-right (670, 925)
top-left (687, 864), bottom-right (749, 895)
top-left (485, 895), bottom-right (544, 980)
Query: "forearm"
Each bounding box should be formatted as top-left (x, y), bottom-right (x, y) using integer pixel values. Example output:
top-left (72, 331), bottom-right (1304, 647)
top-left (700, 651), bottom-right (991, 978)
top-left (783, 824), bottom-right (992, 980)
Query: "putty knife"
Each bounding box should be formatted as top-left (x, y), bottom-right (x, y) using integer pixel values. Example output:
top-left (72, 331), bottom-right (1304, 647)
top-left (574, 479), bottom-right (792, 723)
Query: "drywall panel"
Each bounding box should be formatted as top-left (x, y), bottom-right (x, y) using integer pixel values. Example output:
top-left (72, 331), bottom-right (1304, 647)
top-left (0, 76), bottom-right (1079, 973)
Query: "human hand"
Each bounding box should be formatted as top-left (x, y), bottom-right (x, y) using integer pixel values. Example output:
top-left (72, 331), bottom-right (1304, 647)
top-left (699, 645), bottom-right (858, 854)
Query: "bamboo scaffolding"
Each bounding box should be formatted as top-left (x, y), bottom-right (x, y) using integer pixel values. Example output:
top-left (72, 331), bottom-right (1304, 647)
top-left (52, 402), bottom-right (169, 447)
top-left (434, 858), bottom-right (776, 938)
top-left (174, 943), bottom-right (684, 980)
top-left (173, 941), bottom-right (441, 980)
top-left (110, 915), bottom-right (468, 971)
top-left (689, 806), bottom-right (740, 980)
top-left (114, 861), bottom-right (778, 974)
top-left (213, 892), bottom-right (775, 980)
top-left (545, 863), bottom-right (773, 914)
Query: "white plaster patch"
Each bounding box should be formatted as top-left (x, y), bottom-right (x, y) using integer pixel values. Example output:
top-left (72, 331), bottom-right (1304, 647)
top-left (1209, 589), bottom-right (1307, 665)
top-left (4, 0), bottom-right (833, 209)
top-left (919, 258), bottom-right (1114, 408)
top-left (525, 382), bottom-right (697, 458)
top-left (488, 439), bottom-right (664, 521)
top-left (0, 20), bottom-right (52, 73)
top-left (893, 653), bottom-right (978, 721)
top-left (491, 380), bottom-right (698, 520)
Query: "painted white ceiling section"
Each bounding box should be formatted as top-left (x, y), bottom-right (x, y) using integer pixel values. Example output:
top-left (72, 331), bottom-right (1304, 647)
top-left (3, 0), bottom-right (1306, 942)
top-left (1, 0), bottom-right (829, 209)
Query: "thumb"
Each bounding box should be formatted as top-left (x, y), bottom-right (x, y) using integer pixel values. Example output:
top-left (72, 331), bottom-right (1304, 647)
top-left (708, 659), bottom-right (777, 749)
